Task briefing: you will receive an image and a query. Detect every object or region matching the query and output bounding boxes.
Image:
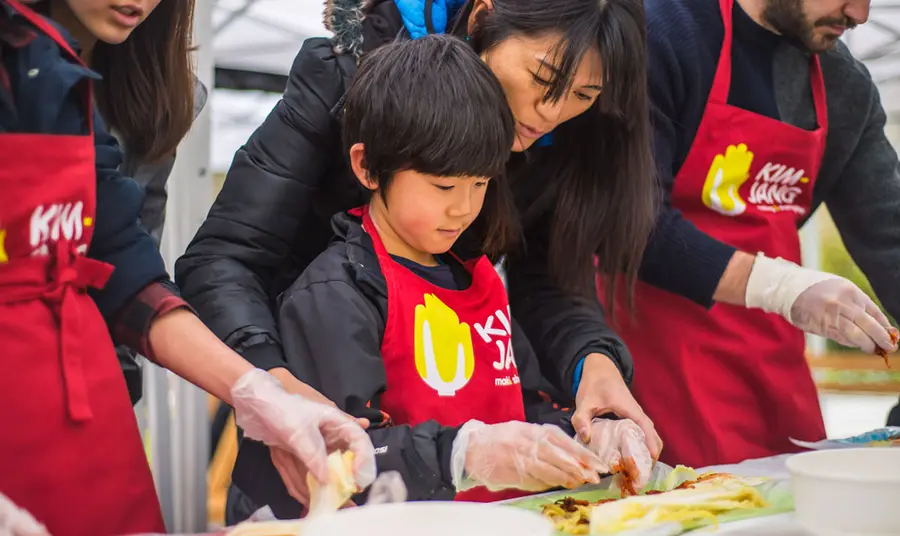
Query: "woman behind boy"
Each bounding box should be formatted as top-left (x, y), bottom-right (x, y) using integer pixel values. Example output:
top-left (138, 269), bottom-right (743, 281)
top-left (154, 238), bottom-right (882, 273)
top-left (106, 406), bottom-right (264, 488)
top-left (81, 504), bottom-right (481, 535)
top-left (233, 34), bottom-right (652, 519)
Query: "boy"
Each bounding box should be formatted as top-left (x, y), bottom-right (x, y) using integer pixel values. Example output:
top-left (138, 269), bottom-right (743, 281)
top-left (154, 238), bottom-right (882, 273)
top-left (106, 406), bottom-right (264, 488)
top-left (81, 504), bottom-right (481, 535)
top-left (232, 34), bottom-right (651, 519)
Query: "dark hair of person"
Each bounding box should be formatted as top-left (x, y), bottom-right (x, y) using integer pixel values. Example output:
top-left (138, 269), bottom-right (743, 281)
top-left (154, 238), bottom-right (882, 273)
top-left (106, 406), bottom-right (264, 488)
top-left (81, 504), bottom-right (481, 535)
top-left (455, 0), bottom-right (657, 307)
top-left (342, 34), bottom-right (520, 258)
top-left (90, 0), bottom-right (197, 163)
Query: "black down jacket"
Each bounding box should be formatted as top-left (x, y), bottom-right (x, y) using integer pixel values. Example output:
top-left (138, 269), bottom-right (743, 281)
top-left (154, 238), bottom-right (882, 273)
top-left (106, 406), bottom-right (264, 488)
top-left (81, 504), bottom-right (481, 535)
top-left (174, 0), bottom-right (633, 399)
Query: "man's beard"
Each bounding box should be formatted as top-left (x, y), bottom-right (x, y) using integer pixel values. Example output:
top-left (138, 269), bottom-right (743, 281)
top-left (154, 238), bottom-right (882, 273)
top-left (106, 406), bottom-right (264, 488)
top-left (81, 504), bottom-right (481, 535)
top-left (762, 0), bottom-right (856, 53)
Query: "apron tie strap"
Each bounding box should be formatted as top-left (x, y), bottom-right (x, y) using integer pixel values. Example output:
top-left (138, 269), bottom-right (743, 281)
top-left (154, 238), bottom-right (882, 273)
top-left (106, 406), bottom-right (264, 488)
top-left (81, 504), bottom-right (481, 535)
top-left (0, 241), bottom-right (113, 421)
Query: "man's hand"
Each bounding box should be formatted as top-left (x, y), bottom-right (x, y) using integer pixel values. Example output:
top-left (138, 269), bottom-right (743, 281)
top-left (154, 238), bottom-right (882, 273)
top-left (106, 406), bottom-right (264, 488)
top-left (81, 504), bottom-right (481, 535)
top-left (571, 354), bottom-right (663, 459)
top-left (746, 254), bottom-right (898, 354)
top-left (0, 492), bottom-right (49, 536)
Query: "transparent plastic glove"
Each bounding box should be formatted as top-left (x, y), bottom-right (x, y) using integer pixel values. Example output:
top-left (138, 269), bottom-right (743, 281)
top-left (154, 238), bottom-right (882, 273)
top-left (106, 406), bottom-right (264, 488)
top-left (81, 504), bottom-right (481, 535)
top-left (365, 471), bottom-right (408, 505)
top-left (588, 419), bottom-right (653, 492)
top-left (231, 369), bottom-right (376, 488)
top-left (746, 253), bottom-right (897, 354)
top-left (0, 493), bottom-right (50, 536)
top-left (451, 420), bottom-right (604, 492)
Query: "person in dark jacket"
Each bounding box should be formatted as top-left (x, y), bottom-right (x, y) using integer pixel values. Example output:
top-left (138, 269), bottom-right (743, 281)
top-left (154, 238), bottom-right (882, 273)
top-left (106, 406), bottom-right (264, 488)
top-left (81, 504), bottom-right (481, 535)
top-left (0, 2), bottom-right (376, 533)
top-left (176, 0), bottom-right (664, 473)
top-left (233, 36), bottom-right (654, 519)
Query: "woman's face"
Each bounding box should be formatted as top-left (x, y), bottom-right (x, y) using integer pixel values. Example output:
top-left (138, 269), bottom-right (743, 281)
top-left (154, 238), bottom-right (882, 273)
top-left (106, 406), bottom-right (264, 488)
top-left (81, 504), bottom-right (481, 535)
top-left (481, 32), bottom-right (603, 152)
top-left (64, 0), bottom-right (162, 44)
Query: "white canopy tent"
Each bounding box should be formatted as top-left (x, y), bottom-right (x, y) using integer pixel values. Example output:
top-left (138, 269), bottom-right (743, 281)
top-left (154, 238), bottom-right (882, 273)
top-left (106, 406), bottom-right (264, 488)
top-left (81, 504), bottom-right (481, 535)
top-left (150, 1), bottom-right (900, 533)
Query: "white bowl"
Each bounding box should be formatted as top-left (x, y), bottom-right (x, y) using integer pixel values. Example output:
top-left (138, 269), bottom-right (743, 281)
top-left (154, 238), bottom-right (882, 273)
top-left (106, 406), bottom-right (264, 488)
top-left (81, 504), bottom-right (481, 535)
top-left (786, 448), bottom-right (900, 535)
top-left (302, 501), bottom-right (553, 536)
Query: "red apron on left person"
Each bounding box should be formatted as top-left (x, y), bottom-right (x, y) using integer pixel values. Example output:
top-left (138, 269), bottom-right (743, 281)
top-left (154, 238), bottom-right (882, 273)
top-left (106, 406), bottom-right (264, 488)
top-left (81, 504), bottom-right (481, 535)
top-left (0, 2), bottom-right (165, 535)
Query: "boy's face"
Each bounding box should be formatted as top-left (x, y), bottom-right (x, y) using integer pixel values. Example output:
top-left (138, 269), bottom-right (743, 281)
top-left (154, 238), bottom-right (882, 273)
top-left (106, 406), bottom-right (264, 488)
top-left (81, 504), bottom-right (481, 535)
top-left (376, 170), bottom-right (490, 264)
top-left (350, 143), bottom-right (490, 264)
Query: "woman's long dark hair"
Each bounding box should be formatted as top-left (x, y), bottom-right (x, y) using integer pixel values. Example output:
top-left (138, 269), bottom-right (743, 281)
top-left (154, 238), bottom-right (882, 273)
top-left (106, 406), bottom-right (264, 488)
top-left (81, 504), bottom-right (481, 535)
top-left (455, 0), bottom-right (657, 309)
top-left (90, 0), bottom-right (196, 163)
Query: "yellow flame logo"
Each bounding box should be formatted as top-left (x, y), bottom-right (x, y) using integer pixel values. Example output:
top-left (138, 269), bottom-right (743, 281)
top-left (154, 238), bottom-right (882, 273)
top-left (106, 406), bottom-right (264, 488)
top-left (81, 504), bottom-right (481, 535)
top-left (414, 294), bottom-right (475, 396)
top-left (0, 228), bottom-right (7, 264)
top-left (701, 143), bottom-right (754, 216)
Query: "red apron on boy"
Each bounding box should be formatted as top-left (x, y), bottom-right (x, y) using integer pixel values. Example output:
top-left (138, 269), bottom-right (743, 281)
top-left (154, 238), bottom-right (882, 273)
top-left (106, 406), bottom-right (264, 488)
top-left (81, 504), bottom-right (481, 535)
top-left (0, 2), bottom-right (165, 534)
top-left (361, 208), bottom-right (531, 502)
top-left (605, 0), bottom-right (827, 468)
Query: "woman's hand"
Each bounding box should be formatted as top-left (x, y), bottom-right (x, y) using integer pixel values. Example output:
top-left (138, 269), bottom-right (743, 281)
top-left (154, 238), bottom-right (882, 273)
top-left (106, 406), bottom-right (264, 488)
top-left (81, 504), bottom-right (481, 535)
top-left (230, 369), bottom-right (377, 491)
top-left (571, 354), bottom-right (663, 459)
top-left (451, 420), bottom-right (603, 492)
top-left (588, 419), bottom-right (653, 491)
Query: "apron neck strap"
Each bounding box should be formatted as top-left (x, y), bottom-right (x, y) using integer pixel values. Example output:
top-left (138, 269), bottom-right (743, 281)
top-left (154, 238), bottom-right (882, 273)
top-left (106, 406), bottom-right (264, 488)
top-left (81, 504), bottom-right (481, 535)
top-left (710, 0), bottom-right (828, 131)
top-left (709, 0), bottom-right (737, 103)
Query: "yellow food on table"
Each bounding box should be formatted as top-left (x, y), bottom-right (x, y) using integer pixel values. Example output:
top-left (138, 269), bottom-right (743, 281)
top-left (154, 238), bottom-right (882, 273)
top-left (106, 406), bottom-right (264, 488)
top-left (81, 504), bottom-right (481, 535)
top-left (306, 450), bottom-right (359, 517)
top-left (540, 467), bottom-right (770, 535)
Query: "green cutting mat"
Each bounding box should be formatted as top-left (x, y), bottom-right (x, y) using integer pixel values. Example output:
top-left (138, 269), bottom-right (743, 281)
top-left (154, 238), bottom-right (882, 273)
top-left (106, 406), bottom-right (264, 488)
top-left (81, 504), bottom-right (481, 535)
top-left (505, 480), bottom-right (795, 535)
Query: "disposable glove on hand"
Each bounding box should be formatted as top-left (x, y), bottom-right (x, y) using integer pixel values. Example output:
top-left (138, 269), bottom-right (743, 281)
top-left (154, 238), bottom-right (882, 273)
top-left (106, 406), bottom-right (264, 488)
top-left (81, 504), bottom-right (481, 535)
top-left (231, 369), bottom-right (376, 489)
top-left (589, 418), bottom-right (653, 492)
top-left (746, 253), bottom-right (898, 354)
top-left (0, 493), bottom-right (49, 536)
top-left (451, 420), bottom-right (604, 492)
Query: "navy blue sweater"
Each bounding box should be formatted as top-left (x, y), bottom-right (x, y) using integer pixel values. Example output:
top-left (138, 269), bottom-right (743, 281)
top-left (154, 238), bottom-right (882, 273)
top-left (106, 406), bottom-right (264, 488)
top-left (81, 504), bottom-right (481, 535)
top-left (639, 0), bottom-right (790, 306)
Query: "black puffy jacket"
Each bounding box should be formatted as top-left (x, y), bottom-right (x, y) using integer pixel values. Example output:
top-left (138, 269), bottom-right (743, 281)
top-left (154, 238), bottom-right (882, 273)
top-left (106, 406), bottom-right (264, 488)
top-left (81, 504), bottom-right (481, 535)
top-left (174, 0), bottom-right (633, 399)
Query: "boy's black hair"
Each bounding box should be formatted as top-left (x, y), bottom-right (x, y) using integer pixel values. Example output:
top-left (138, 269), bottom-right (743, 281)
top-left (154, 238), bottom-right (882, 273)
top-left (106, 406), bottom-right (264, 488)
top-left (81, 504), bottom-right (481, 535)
top-left (342, 34), bottom-right (519, 257)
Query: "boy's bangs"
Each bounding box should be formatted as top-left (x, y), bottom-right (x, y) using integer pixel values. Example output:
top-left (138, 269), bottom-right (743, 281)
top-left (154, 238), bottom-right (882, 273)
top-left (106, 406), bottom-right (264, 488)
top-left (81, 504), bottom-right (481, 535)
top-left (344, 35), bottom-right (514, 182)
top-left (399, 100), bottom-right (512, 180)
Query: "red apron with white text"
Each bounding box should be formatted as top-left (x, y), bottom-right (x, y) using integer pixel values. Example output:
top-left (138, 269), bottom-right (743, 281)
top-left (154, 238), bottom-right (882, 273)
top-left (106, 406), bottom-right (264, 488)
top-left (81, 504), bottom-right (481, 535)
top-left (360, 208), bottom-right (531, 502)
top-left (0, 2), bottom-right (165, 534)
top-left (607, 0), bottom-right (827, 468)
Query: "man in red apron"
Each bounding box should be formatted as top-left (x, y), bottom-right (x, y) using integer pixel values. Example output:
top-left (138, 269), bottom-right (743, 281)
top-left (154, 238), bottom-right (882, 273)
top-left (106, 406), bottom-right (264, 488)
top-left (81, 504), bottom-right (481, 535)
top-left (604, 0), bottom-right (900, 468)
top-left (0, 3), bottom-right (376, 533)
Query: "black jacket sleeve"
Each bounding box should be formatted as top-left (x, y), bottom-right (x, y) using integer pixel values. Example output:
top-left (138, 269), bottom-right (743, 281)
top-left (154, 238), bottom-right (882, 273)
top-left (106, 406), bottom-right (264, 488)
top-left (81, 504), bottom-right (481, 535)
top-left (231, 273), bottom-right (458, 519)
top-left (511, 316), bottom-right (576, 436)
top-left (506, 210), bottom-right (634, 400)
top-left (173, 39), bottom-right (352, 370)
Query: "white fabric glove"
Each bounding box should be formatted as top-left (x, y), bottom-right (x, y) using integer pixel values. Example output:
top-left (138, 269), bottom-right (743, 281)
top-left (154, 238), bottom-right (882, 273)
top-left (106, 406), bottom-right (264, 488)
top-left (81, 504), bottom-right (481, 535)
top-left (231, 369), bottom-right (376, 488)
top-left (746, 253), bottom-right (897, 354)
top-left (588, 419), bottom-right (654, 492)
top-left (0, 493), bottom-right (49, 536)
top-left (450, 420), bottom-right (604, 492)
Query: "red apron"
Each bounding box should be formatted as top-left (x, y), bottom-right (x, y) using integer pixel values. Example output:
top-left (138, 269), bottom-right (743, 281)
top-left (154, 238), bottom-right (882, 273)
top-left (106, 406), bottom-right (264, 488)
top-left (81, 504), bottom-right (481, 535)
top-left (360, 208), bottom-right (531, 502)
top-left (607, 0), bottom-right (828, 468)
top-left (0, 2), bottom-right (165, 534)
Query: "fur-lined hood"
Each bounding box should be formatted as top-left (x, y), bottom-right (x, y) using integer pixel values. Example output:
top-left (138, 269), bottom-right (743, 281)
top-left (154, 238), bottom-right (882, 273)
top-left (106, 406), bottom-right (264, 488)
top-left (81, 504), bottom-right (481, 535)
top-left (323, 0), bottom-right (467, 61)
top-left (323, 0), bottom-right (372, 59)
